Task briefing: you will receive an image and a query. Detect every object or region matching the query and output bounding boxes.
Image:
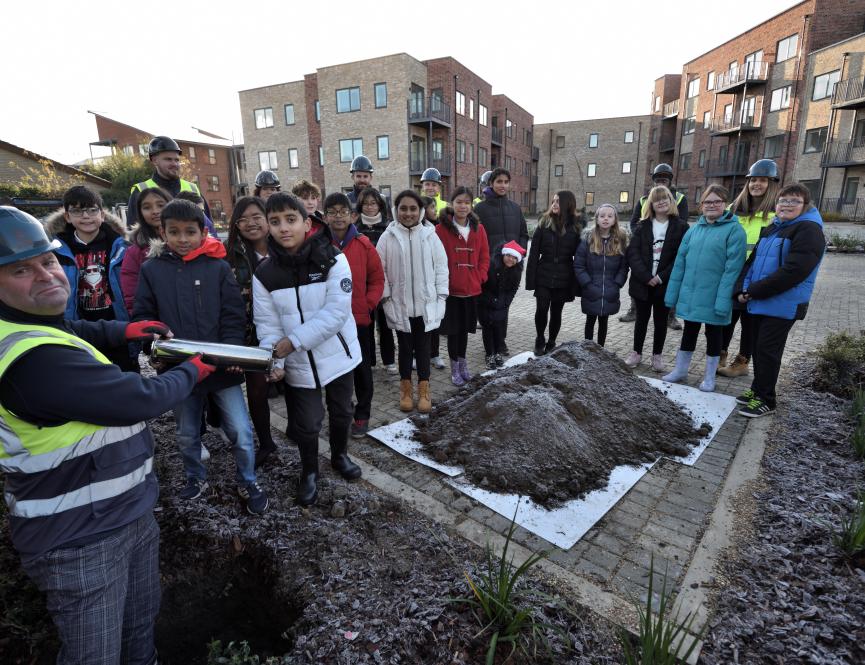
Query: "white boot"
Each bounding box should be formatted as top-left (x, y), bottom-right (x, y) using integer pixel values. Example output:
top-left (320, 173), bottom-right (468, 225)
top-left (699, 356), bottom-right (721, 392)
top-left (662, 350), bottom-right (693, 383)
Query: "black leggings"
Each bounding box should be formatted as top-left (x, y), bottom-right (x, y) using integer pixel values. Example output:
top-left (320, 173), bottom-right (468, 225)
top-left (721, 309), bottom-right (754, 359)
top-left (535, 296), bottom-right (566, 343)
top-left (447, 333), bottom-right (468, 359)
top-left (481, 321), bottom-right (506, 355)
top-left (680, 320), bottom-right (723, 357)
top-left (633, 292), bottom-right (670, 355)
top-left (584, 315), bottom-right (609, 347)
top-left (396, 316), bottom-right (431, 380)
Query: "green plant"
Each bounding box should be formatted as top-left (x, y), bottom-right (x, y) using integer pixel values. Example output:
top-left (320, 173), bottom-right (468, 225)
top-left (812, 331), bottom-right (865, 398)
top-left (828, 233), bottom-right (865, 252)
top-left (206, 640), bottom-right (282, 665)
top-left (454, 506), bottom-right (564, 664)
top-left (618, 556), bottom-right (704, 665)
top-left (833, 491), bottom-right (865, 556)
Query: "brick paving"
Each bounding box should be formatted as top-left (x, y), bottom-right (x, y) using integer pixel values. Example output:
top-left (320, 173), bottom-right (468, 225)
top-left (268, 250), bottom-right (865, 609)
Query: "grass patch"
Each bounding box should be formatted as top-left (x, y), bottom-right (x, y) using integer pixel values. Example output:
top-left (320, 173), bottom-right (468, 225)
top-left (828, 233), bottom-right (865, 252)
top-left (833, 492), bottom-right (865, 557)
top-left (812, 331), bottom-right (865, 398)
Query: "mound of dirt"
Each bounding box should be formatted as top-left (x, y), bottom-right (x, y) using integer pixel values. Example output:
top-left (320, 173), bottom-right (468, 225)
top-left (413, 341), bottom-right (707, 508)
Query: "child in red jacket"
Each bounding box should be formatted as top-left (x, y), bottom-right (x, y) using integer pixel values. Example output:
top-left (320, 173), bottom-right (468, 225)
top-left (324, 192), bottom-right (385, 438)
top-left (436, 187), bottom-right (490, 386)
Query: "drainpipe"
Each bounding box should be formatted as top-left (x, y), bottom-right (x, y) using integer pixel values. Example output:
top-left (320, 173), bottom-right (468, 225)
top-left (452, 74), bottom-right (458, 199)
top-left (780, 13), bottom-right (812, 184)
top-left (818, 52), bottom-right (849, 209)
top-left (632, 121), bottom-right (643, 212)
top-left (547, 128), bottom-right (553, 208)
top-left (476, 88), bottom-right (481, 190)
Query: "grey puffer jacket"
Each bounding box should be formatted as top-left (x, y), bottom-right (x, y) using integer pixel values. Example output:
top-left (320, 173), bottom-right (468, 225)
top-left (573, 229), bottom-right (629, 316)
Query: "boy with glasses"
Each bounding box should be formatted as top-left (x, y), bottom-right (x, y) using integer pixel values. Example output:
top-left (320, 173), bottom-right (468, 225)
top-left (735, 183), bottom-right (825, 417)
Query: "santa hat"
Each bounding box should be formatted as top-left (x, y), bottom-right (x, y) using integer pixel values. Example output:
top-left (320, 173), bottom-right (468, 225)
top-left (501, 240), bottom-right (526, 263)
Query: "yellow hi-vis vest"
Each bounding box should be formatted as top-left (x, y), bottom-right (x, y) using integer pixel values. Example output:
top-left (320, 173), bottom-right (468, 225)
top-left (640, 191), bottom-right (685, 210)
top-left (131, 178), bottom-right (201, 195)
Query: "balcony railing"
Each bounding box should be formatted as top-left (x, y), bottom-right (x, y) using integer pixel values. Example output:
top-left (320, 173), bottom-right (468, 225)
top-left (711, 101), bottom-right (763, 135)
top-left (704, 156), bottom-right (750, 177)
top-left (821, 139), bottom-right (865, 167)
top-left (663, 99), bottom-right (680, 118)
top-left (491, 127), bottom-right (503, 145)
top-left (409, 154), bottom-right (452, 176)
top-left (407, 98), bottom-right (452, 126)
top-left (659, 137), bottom-right (676, 152)
top-left (530, 175), bottom-right (538, 190)
top-left (822, 198), bottom-right (865, 221)
top-left (715, 61), bottom-right (769, 92)
top-left (831, 78), bottom-right (865, 110)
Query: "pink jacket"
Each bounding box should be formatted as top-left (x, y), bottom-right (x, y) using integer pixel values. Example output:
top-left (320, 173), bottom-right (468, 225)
top-left (121, 243), bottom-right (149, 315)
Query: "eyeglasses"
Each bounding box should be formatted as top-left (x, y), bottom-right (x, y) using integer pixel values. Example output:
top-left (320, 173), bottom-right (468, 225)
top-left (361, 201), bottom-right (380, 208)
top-left (238, 213), bottom-right (265, 224)
top-left (702, 199), bottom-right (725, 206)
top-left (326, 209), bottom-right (351, 218)
top-left (777, 198), bottom-right (804, 206)
top-left (67, 206), bottom-right (101, 218)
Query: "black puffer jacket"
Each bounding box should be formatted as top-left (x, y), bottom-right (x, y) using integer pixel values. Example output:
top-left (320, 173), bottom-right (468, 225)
top-left (478, 242), bottom-right (524, 324)
top-left (475, 195), bottom-right (529, 251)
top-left (224, 239), bottom-right (266, 345)
top-left (574, 230), bottom-right (629, 316)
top-left (626, 216), bottom-right (689, 301)
top-left (525, 217), bottom-right (582, 294)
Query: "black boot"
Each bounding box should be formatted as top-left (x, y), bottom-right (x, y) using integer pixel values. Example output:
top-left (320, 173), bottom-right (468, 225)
top-left (330, 423), bottom-right (362, 480)
top-left (296, 437), bottom-right (319, 506)
top-left (254, 439), bottom-right (277, 469)
top-left (534, 336), bottom-right (545, 356)
top-left (544, 339), bottom-right (557, 354)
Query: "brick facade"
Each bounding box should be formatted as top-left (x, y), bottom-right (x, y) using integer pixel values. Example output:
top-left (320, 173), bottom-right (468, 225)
top-left (493, 95), bottom-right (536, 212)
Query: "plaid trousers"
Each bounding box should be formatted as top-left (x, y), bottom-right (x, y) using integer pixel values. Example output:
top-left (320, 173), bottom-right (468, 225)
top-left (22, 512), bottom-right (160, 665)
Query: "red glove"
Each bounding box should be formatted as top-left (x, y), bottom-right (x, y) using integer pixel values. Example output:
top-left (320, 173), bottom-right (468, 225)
top-left (188, 354), bottom-right (216, 383)
top-left (126, 320), bottom-right (171, 341)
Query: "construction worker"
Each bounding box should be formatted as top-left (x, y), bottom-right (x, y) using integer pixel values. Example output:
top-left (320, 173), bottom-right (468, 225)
top-left (254, 170), bottom-right (281, 201)
top-left (421, 167), bottom-right (448, 214)
top-left (126, 136), bottom-right (209, 226)
top-left (0, 206), bottom-right (214, 665)
top-left (473, 170), bottom-right (494, 206)
top-left (347, 155), bottom-right (390, 219)
top-left (621, 163), bottom-right (689, 327)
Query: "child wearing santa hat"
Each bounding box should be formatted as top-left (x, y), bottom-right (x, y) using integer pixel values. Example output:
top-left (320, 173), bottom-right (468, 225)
top-left (477, 240), bottom-right (525, 368)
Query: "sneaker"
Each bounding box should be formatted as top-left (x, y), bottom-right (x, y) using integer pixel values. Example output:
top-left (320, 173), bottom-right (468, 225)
top-left (650, 354), bottom-right (665, 373)
top-left (431, 356), bottom-right (446, 369)
top-left (201, 445), bottom-right (211, 462)
top-left (624, 351), bottom-right (642, 368)
top-left (384, 363), bottom-right (398, 374)
top-left (241, 482), bottom-right (269, 515)
top-left (501, 342), bottom-right (510, 355)
top-left (494, 353), bottom-right (505, 368)
top-left (667, 317), bottom-right (683, 330)
top-left (485, 354), bottom-right (497, 369)
top-left (351, 419), bottom-right (369, 439)
top-left (738, 398), bottom-right (775, 419)
top-left (619, 306), bottom-right (636, 323)
top-left (180, 479), bottom-right (209, 500)
top-left (735, 388), bottom-right (756, 405)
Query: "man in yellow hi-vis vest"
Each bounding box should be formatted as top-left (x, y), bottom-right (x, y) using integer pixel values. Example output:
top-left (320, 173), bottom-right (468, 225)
top-left (126, 135), bottom-right (210, 226)
top-left (0, 206), bottom-right (215, 665)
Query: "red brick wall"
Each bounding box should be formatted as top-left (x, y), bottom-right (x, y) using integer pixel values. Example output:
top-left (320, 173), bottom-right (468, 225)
top-left (303, 73), bottom-right (325, 193)
top-left (810, 0), bottom-right (865, 52)
top-left (493, 94), bottom-right (534, 212)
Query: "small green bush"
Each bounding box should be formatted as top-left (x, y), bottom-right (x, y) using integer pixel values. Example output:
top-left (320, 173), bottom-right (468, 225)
top-left (828, 233), bottom-right (865, 252)
top-left (833, 492), bottom-right (865, 557)
top-left (812, 331), bottom-right (865, 398)
top-left (207, 640), bottom-right (283, 665)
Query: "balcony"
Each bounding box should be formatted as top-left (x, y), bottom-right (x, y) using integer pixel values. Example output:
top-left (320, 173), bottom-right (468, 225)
top-left (407, 98), bottom-right (452, 127)
top-left (532, 146), bottom-right (540, 161)
top-left (663, 99), bottom-right (680, 119)
top-left (821, 139), bottom-right (865, 167)
top-left (711, 106), bottom-right (762, 135)
top-left (659, 137), bottom-right (676, 152)
top-left (822, 198), bottom-right (865, 221)
top-left (832, 78), bottom-right (865, 110)
top-left (409, 154), bottom-right (452, 177)
top-left (530, 175), bottom-right (538, 190)
top-left (714, 61), bottom-right (770, 93)
top-left (704, 156), bottom-right (750, 177)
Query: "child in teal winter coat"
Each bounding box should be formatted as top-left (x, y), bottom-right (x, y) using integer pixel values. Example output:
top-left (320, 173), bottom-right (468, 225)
top-left (663, 185), bottom-right (746, 391)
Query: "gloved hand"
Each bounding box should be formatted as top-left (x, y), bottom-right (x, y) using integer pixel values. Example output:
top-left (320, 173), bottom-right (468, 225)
top-left (188, 354), bottom-right (217, 383)
top-left (125, 320), bottom-right (172, 341)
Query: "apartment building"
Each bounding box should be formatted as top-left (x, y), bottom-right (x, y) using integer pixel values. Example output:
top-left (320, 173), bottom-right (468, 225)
top-left (534, 116), bottom-right (651, 215)
top-left (90, 113), bottom-right (243, 222)
top-left (644, 0), bottom-right (865, 204)
top-left (238, 53), bottom-right (537, 211)
top-left (791, 32), bottom-right (865, 217)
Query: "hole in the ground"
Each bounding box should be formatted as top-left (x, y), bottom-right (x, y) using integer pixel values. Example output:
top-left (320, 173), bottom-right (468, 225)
top-left (156, 542), bottom-right (302, 664)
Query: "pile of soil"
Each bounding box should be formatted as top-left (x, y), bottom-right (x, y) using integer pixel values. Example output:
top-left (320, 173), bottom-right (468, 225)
top-left (701, 359), bottom-right (865, 664)
top-left (413, 341), bottom-right (707, 508)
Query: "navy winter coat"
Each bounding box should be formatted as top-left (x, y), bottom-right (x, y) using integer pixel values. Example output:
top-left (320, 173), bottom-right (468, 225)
top-left (478, 242), bottom-right (524, 324)
top-left (574, 231), bottom-right (629, 316)
top-left (475, 194), bottom-right (530, 251)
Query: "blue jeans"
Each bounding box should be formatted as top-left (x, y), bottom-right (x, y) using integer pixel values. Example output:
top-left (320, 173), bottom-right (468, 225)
top-left (173, 385), bottom-right (256, 486)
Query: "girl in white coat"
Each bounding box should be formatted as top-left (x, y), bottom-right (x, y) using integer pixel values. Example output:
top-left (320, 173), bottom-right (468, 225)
top-left (376, 189), bottom-right (449, 413)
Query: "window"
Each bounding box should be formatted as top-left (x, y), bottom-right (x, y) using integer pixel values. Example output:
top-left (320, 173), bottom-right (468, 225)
top-left (683, 116), bottom-right (696, 135)
top-left (587, 163), bottom-right (597, 177)
top-left (314, 100), bottom-right (320, 122)
top-left (209, 200), bottom-right (224, 221)
top-left (703, 110), bottom-right (712, 129)
top-left (336, 87), bottom-right (361, 113)
top-left (694, 186), bottom-right (703, 203)
top-left (288, 148), bottom-right (299, 169)
top-left (258, 150), bottom-right (277, 170)
top-left (729, 60), bottom-right (739, 80)
top-left (319, 145), bottom-right (324, 166)
top-left (188, 146), bottom-right (197, 162)
top-left (456, 139), bottom-right (466, 163)
top-left (654, 96), bottom-right (661, 112)
top-left (380, 186), bottom-right (392, 201)
top-left (506, 120), bottom-right (514, 138)
top-left (687, 77), bottom-right (700, 98)
top-left (770, 85), bottom-right (792, 112)
top-left (556, 135), bottom-right (565, 149)
top-left (208, 175), bottom-right (220, 192)
top-left (468, 143), bottom-right (474, 164)
top-left (744, 50), bottom-right (764, 77)
top-left (469, 99), bottom-right (474, 120)
top-left (374, 82), bottom-right (387, 108)
top-left (339, 138), bottom-right (363, 162)
top-left (377, 135), bottom-right (389, 160)
top-left (813, 70), bottom-right (840, 101)
top-left (554, 164), bottom-right (563, 177)
top-left (679, 152), bottom-right (691, 170)
top-left (585, 192), bottom-right (594, 206)
top-left (456, 91), bottom-right (465, 115)
top-left (432, 139), bottom-right (444, 160)
top-left (698, 149), bottom-right (706, 168)
top-left (622, 161), bottom-right (632, 174)
top-left (122, 145), bottom-right (134, 156)
top-left (284, 104), bottom-right (295, 125)
top-left (191, 173), bottom-right (200, 187)
top-left (479, 104), bottom-right (488, 126)
top-left (138, 143), bottom-right (148, 157)
top-left (763, 135), bottom-right (784, 159)
top-left (842, 177), bottom-right (860, 204)
top-left (624, 130), bottom-right (634, 144)
top-left (479, 147), bottom-right (487, 167)
top-left (207, 148), bottom-right (216, 165)
top-left (719, 144), bottom-right (728, 163)
top-left (589, 133), bottom-right (598, 148)
top-left (619, 191), bottom-right (629, 204)
top-left (650, 128), bottom-right (657, 144)
top-left (803, 127), bottom-right (828, 153)
top-left (776, 33), bottom-right (799, 63)
top-left (430, 89), bottom-right (443, 113)
top-left (707, 71), bottom-right (715, 90)
top-left (254, 107), bottom-right (273, 129)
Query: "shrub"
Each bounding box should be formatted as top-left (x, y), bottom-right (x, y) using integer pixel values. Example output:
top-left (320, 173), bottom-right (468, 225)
top-left (207, 640), bottom-right (283, 665)
top-left (812, 331), bottom-right (865, 398)
top-left (827, 233), bottom-right (865, 252)
top-left (833, 491), bottom-right (865, 557)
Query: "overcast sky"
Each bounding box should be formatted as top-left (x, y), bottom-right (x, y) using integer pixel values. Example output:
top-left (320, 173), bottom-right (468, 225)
top-left (3, 0), bottom-right (798, 165)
